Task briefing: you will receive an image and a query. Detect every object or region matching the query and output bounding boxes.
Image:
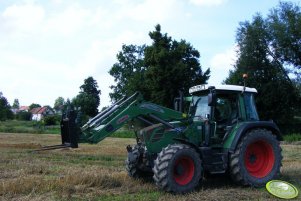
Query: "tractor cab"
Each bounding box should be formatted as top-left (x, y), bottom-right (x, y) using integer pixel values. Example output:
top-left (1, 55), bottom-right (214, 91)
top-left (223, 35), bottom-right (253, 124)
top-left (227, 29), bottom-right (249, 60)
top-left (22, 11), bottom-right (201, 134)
top-left (188, 84), bottom-right (259, 144)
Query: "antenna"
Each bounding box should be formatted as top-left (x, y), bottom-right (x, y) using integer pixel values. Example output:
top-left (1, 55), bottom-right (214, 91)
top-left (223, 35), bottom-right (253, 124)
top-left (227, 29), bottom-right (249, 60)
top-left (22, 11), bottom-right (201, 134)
top-left (243, 74), bottom-right (248, 92)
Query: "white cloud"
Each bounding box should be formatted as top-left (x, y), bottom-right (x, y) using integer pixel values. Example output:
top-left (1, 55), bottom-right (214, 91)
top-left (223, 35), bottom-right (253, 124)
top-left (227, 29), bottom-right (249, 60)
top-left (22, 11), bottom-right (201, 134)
top-left (123, 0), bottom-right (179, 22)
top-left (0, 0), bottom-right (244, 109)
top-left (43, 5), bottom-right (91, 36)
top-left (189, 0), bottom-right (227, 7)
top-left (51, 0), bottom-right (63, 5)
top-left (1, 3), bottom-right (45, 33)
top-left (0, 51), bottom-right (75, 107)
top-left (208, 46), bottom-right (237, 84)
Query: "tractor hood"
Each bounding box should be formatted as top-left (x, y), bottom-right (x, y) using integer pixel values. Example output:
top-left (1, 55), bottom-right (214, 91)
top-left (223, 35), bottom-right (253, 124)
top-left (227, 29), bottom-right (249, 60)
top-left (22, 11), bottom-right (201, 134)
top-left (138, 121), bottom-right (186, 153)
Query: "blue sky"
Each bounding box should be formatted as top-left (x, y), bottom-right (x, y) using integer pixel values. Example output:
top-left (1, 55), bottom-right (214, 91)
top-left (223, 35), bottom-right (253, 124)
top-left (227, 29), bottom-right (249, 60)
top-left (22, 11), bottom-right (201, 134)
top-left (0, 0), bottom-right (299, 108)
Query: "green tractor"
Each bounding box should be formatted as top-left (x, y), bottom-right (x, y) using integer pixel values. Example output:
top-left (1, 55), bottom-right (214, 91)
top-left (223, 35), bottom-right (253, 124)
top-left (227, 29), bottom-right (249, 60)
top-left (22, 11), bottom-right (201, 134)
top-left (53, 84), bottom-right (282, 193)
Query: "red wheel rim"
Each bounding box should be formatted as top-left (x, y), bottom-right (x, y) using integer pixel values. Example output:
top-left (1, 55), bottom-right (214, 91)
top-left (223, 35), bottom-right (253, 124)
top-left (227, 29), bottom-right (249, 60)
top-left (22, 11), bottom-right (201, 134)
top-left (173, 156), bottom-right (195, 185)
top-left (244, 140), bottom-right (275, 178)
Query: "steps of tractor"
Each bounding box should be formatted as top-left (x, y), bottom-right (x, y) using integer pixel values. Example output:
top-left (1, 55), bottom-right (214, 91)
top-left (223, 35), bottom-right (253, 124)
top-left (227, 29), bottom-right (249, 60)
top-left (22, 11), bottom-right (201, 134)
top-left (200, 147), bottom-right (228, 174)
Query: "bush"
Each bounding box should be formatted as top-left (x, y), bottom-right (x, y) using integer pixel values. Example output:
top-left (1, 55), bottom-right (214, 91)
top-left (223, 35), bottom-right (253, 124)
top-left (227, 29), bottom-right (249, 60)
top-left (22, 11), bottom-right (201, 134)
top-left (111, 131), bottom-right (136, 138)
top-left (43, 115), bottom-right (60, 126)
top-left (283, 133), bottom-right (301, 142)
top-left (16, 111), bottom-right (32, 121)
top-left (279, 123), bottom-right (301, 135)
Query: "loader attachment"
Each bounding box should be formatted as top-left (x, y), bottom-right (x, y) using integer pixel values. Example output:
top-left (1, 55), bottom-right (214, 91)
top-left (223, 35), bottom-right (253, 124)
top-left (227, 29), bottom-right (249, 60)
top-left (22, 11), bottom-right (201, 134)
top-left (36, 92), bottom-right (186, 150)
top-left (60, 110), bottom-right (79, 148)
top-left (33, 110), bottom-right (79, 151)
top-left (78, 92), bottom-right (186, 144)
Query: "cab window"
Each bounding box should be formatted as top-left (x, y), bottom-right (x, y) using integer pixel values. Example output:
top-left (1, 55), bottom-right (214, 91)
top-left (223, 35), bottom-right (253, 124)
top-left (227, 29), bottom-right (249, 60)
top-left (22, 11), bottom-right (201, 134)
top-left (214, 93), bottom-right (238, 124)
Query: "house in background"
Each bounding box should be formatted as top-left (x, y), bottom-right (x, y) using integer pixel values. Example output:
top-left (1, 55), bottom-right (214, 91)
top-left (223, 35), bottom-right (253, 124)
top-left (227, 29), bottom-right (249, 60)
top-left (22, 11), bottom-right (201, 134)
top-left (11, 106), bottom-right (29, 115)
top-left (19, 106), bottom-right (29, 112)
top-left (30, 106), bottom-right (54, 121)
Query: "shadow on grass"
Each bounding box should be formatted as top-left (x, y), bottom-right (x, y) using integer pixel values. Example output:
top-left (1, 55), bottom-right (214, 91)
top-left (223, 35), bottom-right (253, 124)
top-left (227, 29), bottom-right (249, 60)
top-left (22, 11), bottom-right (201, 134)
top-left (198, 173), bottom-right (237, 190)
top-left (137, 172), bottom-right (239, 189)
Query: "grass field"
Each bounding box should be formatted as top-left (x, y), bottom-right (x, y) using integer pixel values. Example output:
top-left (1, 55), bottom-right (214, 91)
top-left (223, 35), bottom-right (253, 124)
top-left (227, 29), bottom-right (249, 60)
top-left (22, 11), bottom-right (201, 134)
top-left (0, 133), bottom-right (300, 201)
top-left (0, 121), bottom-right (60, 134)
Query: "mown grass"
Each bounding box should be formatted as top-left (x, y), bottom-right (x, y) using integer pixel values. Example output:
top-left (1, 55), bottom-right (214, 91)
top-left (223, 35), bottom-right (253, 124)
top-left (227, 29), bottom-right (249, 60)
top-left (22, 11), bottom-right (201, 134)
top-left (0, 132), bottom-right (300, 201)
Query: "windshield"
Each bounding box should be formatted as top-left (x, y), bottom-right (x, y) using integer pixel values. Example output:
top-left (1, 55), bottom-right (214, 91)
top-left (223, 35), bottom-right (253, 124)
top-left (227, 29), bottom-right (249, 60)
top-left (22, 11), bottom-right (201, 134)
top-left (191, 95), bottom-right (210, 119)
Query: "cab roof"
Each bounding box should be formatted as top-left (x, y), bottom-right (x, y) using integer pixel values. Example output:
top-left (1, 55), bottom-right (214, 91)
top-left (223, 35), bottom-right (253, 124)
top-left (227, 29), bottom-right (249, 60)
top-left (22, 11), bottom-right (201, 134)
top-left (189, 84), bottom-right (257, 94)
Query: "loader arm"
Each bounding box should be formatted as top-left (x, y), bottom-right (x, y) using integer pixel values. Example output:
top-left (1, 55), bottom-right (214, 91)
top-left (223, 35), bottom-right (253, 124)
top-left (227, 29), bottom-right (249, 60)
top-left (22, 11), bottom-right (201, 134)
top-left (77, 92), bottom-right (186, 144)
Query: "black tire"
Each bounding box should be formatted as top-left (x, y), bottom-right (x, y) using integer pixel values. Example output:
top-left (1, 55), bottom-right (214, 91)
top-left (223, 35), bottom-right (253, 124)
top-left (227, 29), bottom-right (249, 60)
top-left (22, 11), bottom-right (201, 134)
top-left (229, 129), bottom-right (282, 187)
top-left (125, 146), bottom-right (145, 179)
top-left (153, 144), bottom-right (202, 193)
top-left (125, 146), bottom-right (153, 179)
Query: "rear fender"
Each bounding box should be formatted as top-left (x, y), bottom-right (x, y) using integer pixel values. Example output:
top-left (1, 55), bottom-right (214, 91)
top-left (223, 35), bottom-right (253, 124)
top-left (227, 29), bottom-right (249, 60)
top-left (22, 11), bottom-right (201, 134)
top-left (225, 121), bottom-right (282, 153)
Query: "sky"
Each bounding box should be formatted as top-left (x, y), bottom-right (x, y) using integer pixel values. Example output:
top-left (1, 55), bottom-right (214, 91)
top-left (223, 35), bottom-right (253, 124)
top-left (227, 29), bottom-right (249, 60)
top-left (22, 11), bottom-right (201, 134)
top-left (0, 0), bottom-right (299, 109)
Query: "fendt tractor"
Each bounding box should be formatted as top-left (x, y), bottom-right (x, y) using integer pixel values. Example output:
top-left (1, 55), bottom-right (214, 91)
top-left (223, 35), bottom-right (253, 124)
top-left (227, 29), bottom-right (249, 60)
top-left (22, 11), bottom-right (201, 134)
top-left (46, 84), bottom-right (282, 193)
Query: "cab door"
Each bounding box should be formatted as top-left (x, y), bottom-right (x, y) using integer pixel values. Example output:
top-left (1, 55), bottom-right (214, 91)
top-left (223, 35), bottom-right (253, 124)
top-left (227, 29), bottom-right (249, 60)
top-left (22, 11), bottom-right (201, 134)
top-left (211, 92), bottom-right (240, 143)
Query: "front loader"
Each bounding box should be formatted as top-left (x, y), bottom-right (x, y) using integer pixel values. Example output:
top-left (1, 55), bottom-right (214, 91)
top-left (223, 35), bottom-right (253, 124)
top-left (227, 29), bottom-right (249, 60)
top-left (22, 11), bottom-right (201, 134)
top-left (53, 85), bottom-right (283, 193)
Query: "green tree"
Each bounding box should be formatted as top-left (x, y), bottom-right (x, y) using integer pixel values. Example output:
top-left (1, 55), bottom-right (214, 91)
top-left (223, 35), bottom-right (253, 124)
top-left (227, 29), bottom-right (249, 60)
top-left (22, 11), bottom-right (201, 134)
top-left (144, 24), bottom-right (210, 107)
top-left (109, 24), bottom-right (210, 108)
top-left (268, 1), bottom-right (301, 75)
top-left (225, 14), bottom-right (298, 124)
top-left (293, 76), bottom-right (301, 115)
top-left (0, 92), bottom-right (13, 121)
top-left (73, 76), bottom-right (101, 117)
top-left (29, 103), bottom-right (41, 110)
top-left (12, 99), bottom-right (20, 109)
top-left (109, 44), bottom-right (146, 101)
top-left (53, 97), bottom-right (65, 113)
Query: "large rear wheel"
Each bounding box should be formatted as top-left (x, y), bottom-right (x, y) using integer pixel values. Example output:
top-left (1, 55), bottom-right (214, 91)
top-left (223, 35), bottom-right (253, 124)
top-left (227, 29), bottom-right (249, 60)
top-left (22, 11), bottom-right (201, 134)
top-left (153, 144), bottom-right (202, 193)
top-left (230, 129), bottom-right (282, 187)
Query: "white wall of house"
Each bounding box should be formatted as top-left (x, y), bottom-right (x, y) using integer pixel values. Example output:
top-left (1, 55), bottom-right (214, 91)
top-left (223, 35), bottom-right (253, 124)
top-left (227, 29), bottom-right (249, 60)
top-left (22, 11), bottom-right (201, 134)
top-left (32, 114), bottom-right (43, 121)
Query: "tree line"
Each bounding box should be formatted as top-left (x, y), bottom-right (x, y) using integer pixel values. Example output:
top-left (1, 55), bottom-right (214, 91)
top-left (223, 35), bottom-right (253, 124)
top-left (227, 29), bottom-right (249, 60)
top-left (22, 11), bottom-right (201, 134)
top-left (109, 1), bottom-right (301, 128)
top-left (225, 1), bottom-right (301, 128)
top-left (1, 1), bottom-right (300, 132)
top-left (0, 77), bottom-right (101, 124)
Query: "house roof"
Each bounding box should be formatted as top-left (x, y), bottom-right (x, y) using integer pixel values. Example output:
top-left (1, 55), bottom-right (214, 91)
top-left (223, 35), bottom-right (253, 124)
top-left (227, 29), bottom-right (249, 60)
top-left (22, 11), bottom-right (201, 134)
top-left (19, 106), bottom-right (29, 111)
top-left (30, 107), bottom-right (42, 114)
top-left (30, 106), bottom-right (54, 114)
top-left (37, 107), bottom-right (47, 114)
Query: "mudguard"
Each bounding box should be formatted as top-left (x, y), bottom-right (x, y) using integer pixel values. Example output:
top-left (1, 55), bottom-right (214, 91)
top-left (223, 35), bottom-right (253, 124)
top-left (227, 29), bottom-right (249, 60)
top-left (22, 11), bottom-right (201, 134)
top-left (228, 121), bottom-right (282, 153)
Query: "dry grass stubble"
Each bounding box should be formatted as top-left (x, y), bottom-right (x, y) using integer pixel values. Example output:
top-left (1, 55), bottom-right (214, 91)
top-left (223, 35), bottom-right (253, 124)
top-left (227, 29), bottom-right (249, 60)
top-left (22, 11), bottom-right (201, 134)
top-left (0, 133), bottom-right (300, 201)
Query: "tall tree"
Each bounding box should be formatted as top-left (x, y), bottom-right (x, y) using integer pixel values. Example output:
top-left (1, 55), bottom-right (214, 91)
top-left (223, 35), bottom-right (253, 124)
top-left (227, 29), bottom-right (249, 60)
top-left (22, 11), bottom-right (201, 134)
top-left (73, 76), bottom-right (101, 117)
top-left (109, 24), bottom-right (210, 108)
top-left (53, 97), bottom-right (65, 113)
top-left (225, 14), bottom-right (298, 124)
top-left (109, 45), bottom-right (146, 101)
top-left (0, 92), bottom-right (13, 121)
top-left (144, 24), bottom-right (210, 107)
top-left (12, 99), bottom-right (20, 109)
top-left (29, 103), bottom-right (41, 110)
top-left (268, 1), bottom-right (301, 75)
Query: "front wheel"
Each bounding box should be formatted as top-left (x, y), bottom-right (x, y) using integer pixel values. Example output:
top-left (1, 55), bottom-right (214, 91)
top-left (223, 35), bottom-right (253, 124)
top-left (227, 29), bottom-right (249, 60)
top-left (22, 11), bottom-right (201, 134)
top-left (229, 129), bottom-right (282, 187)
top-left (153, 144), bottom-right (202, 193)
top-left (126, 146), bottom-right (152, 179)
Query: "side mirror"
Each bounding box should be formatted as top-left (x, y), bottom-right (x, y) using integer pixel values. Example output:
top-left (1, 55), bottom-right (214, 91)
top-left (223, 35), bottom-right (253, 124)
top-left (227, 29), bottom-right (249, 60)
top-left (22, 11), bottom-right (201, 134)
top-left (208, 92), bottom-right (216, 107)
top-left (174, 90), bottom-right (184, 112)
top-left (174, 99), bottom-right (180, 111)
